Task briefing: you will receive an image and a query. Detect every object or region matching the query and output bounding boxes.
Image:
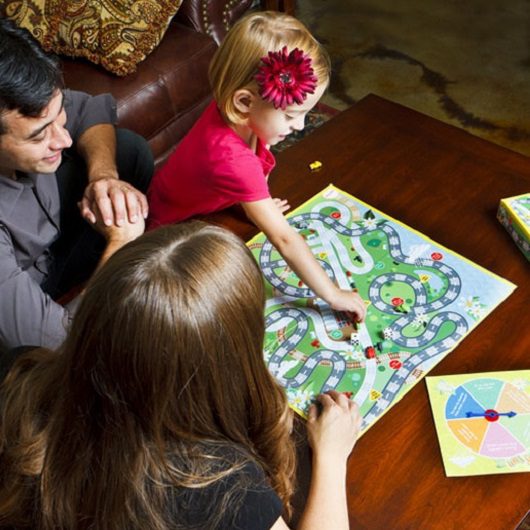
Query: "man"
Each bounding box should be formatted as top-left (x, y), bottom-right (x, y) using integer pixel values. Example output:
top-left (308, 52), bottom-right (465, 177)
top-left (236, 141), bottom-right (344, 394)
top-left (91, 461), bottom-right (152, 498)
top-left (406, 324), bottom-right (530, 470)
top-left (0, 19), bottom-right (154, 350)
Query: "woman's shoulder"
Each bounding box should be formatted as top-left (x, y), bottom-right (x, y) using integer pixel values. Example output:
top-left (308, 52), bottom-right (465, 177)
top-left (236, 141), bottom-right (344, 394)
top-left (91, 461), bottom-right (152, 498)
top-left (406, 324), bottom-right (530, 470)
top-left (168, 442), bottom-right (283, 530)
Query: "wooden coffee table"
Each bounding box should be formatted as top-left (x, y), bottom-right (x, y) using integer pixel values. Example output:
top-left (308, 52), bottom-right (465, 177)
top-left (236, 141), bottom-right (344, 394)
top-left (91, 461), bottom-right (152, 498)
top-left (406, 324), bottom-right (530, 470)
top-left (208, 94), bottom-right (530, 529)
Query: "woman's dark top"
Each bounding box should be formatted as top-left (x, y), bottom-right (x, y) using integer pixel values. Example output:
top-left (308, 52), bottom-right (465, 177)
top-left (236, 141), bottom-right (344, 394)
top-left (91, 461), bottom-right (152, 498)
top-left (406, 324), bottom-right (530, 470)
top-left (169, 450), bottom-right (283, 529)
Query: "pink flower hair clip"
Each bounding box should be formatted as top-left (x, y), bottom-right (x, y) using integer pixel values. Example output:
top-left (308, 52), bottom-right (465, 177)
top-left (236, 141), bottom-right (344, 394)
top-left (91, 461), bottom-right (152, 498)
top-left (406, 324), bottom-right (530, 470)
top-left (255, 46), bottom-right (318, 110)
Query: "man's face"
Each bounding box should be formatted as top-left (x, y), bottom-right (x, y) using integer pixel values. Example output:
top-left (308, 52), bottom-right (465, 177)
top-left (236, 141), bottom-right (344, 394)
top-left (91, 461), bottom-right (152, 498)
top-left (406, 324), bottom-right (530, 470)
top-left (0, 90), bottom-right (72, 178)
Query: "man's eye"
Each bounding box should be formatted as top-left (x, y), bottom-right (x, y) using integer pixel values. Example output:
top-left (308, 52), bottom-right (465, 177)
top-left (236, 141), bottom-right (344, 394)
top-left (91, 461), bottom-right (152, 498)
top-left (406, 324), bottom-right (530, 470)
top-left (32, 132), bottom-right (47, 142)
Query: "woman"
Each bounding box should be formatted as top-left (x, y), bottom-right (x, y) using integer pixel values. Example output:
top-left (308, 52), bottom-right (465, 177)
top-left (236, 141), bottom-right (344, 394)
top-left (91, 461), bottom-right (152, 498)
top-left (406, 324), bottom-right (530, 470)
top-left (0, 221), bottom-right (360, 529)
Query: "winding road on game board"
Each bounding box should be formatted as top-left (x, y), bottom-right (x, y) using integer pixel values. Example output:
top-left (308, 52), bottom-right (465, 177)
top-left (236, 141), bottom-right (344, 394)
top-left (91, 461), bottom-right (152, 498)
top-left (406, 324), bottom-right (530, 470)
top-left (259, 197), bottom-right (470, 429)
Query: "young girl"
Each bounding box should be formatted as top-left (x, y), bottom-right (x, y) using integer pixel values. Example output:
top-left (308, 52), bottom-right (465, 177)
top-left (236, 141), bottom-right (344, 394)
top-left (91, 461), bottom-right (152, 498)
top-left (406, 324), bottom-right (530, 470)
top-left (148, 11), bottom-right (366, 322)
top-left (0, 221), bottom-right (360, 530)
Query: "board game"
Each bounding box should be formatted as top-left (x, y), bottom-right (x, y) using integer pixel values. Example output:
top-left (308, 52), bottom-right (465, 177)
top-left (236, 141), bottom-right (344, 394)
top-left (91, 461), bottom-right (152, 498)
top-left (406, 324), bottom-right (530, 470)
top-left (426, 371), bottom-right (530, 476)
top-left (248, 185), bottom-right (516, 434)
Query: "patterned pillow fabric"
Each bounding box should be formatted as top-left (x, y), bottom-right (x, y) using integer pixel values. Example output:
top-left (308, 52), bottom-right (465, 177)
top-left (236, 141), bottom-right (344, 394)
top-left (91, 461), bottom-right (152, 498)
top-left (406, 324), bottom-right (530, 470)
top-left (0, 0), bottom-right (183, 76)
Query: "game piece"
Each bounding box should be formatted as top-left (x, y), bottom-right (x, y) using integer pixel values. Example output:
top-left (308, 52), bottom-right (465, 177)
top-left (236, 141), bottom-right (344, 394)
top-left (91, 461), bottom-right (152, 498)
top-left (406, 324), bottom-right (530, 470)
top-left (375, 341), bottom-right (383, 352)
top-left (383, 327), bottom-right (394, 340)
top-left (309, 160), bottom-right (322, 171)
top-left (365, 346), bottom-right (376, 359)
top-left (248, 185), bottom-right (515, 435)
top-left (426, 370), bottom-right (530, 477)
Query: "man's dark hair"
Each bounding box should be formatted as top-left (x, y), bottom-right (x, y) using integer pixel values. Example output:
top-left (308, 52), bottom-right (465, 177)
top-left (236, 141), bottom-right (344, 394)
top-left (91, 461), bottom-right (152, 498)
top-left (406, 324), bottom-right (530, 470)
top-left (0, 18), bottom-right (63, 134)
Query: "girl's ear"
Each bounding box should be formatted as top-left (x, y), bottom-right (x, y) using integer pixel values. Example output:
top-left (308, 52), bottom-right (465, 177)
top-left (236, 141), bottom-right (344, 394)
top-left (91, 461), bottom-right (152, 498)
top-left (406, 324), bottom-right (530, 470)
top-left (232, 89), bottom-right (255, 115)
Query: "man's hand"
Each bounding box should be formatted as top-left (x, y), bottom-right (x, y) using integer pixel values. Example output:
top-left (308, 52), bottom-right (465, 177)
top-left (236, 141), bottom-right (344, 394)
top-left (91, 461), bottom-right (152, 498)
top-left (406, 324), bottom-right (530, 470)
top-left (79, 177), bottom-right (148, 227)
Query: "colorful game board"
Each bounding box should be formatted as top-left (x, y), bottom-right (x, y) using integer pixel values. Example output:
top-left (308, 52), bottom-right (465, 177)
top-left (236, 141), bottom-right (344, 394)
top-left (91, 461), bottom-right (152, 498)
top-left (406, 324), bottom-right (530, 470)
top-left (248, 185), bottom-right (516, 434)
top-left (426, 371), bottom-right (530, 476)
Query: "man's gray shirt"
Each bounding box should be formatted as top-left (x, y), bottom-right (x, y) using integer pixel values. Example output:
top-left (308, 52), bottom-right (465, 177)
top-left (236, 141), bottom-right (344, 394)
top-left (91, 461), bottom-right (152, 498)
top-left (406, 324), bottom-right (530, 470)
top-left (0, 89), bottom-right (117, 350)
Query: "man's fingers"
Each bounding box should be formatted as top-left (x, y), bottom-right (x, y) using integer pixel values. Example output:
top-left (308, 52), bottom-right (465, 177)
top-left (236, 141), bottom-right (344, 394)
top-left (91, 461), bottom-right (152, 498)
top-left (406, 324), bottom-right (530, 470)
top-left (123, 190), bottom-right (141, 223)
top-left (78, 198), bottom-right (96, 224)
top-left (83, 179), bottom-right (148, 227)
top-left (96, 195), bottom-right (116, 226)
top-left (138, 192), bottom-right (149, 219)
top-left (123, 189), bottom-right (148, 222)
top-left (108, 187), bottom-right (128, 226)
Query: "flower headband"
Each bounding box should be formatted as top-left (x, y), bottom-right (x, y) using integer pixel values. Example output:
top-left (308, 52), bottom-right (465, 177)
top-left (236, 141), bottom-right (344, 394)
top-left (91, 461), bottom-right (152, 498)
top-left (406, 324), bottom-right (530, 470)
top-left (255, 46), bottom-right (318, 110)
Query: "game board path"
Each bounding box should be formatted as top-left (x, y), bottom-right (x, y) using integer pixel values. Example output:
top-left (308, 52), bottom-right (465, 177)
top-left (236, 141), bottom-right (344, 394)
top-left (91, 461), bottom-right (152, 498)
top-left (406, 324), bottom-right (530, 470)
top-left (259, 209), bottom-right (470, 425)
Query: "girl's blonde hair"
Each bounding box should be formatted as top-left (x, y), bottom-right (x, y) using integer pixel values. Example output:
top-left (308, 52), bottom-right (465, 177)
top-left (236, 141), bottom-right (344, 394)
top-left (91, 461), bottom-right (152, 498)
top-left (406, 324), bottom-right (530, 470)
top-left (0, 222), bottom-right (296, 529)
top-left (209, 10), bottom-right (331, 124)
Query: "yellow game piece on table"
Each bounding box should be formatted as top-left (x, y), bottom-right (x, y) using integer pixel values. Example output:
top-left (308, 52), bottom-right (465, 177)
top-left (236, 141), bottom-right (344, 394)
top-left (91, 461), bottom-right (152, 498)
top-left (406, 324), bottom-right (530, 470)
top-left (309, 160), bottom-right (322, 171)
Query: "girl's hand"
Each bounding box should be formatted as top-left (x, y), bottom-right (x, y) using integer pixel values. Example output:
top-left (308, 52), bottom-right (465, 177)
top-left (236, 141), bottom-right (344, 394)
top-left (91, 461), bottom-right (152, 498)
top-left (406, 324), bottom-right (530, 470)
top-left (328, 289), bottom-right (367, 322)
top-left (273, 197), bottom-right (290, 214)
top-left (91, 204), bottom-right (145, 244)
top-left (307, 391), bottom-right (361, 463)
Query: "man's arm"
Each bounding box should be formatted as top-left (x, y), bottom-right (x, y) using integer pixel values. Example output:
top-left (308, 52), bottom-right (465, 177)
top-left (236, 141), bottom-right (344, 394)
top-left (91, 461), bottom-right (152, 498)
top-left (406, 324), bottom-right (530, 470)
top-left (0, 216), bottom-right (144, 351)
top-left (0, 228), bottom-right (69, 350)
top-left (63, 90), bottom-right (148, 228)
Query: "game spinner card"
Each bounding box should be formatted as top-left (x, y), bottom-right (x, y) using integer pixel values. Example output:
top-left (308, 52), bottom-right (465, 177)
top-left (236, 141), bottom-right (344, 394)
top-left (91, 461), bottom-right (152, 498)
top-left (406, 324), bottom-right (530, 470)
top-left (426, 371), bottom-right (530, 476)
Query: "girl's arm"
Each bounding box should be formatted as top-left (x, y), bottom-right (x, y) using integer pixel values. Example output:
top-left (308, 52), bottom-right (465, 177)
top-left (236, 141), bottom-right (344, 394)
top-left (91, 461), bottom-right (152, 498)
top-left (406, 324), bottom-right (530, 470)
top-left (242, 199), bottom-right (366, 321)
top-left (269, 391), bottom-right (361, 530)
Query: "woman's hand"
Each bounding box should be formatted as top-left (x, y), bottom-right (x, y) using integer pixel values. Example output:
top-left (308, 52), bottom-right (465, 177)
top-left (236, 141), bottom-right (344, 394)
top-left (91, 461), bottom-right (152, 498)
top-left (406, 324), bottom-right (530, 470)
top-left (306, 390), bottom-right (361, 463)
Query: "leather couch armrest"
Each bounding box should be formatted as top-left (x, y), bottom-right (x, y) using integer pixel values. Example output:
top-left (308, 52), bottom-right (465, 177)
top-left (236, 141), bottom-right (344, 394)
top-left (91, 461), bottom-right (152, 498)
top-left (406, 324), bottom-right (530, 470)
top-left (175, 0), bottom-right (254, 43)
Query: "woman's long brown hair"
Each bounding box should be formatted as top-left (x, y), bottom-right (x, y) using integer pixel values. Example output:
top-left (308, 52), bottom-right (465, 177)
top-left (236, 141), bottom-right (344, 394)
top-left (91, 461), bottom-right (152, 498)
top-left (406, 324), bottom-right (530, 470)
top-left (0, 222), bottom-right (296, 529)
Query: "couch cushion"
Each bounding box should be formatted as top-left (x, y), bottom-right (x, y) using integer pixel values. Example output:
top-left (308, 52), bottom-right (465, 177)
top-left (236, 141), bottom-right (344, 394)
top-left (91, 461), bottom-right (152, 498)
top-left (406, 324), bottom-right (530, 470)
top-left (62, 22), bottom-right (218, 167)
top-left (1, 0), bottom-right (183, 76)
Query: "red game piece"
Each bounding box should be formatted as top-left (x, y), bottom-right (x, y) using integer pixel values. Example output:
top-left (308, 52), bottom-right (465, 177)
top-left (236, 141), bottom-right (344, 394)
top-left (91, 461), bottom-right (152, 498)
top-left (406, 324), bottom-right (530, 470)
top-left (365, 346), bottom-right (376, 359)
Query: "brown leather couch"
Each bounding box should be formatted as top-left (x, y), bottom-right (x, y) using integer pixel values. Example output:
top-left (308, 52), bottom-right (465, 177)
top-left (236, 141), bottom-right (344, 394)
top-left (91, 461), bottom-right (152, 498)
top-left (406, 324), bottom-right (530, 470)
top-left (61, 0), bottom-right (253, 169)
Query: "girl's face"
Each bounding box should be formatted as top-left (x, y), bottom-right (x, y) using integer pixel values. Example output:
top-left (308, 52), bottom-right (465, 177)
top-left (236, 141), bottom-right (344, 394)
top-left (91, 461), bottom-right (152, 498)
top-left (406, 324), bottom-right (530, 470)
top-left (247, 82), bottom-right (327, 146)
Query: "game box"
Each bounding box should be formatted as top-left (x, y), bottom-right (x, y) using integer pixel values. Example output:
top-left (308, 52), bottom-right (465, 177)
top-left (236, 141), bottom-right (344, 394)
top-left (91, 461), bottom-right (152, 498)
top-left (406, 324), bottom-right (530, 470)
top-left (497, 193), bottom-right (530, 261)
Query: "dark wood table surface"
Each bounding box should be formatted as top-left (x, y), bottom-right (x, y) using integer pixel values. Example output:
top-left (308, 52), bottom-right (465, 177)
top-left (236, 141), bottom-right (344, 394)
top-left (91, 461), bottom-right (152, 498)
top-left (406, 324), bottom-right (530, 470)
top-left (208, 94), bottom-right (530, 530)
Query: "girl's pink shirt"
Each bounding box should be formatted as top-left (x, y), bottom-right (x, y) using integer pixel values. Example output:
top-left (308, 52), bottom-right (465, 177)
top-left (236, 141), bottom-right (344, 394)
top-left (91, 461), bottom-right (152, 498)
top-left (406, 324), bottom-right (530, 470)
top-left (148, 101), bottom-right (274, 228)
